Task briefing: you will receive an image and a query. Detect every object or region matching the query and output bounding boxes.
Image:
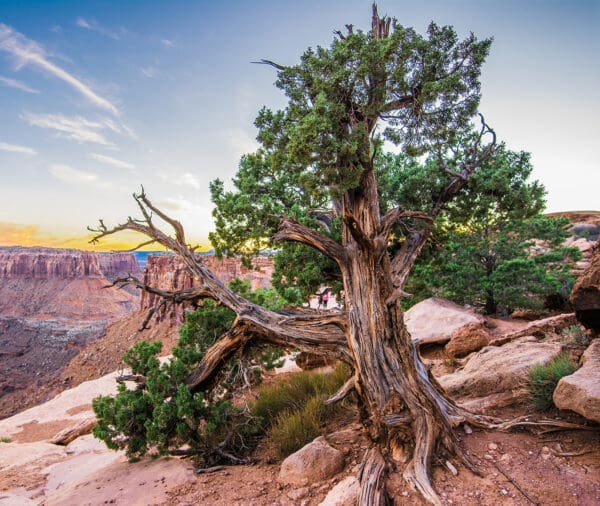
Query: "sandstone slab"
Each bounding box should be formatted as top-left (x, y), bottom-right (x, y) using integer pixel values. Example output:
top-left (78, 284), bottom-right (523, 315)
top-left (554, 339), bottom-right (600, 423)
top-left (279, 436), bottom-right (345, 486)
top-left (405, 298), bottom-right (484, 346)
top-left (439, 339), bottom-right (563, 407)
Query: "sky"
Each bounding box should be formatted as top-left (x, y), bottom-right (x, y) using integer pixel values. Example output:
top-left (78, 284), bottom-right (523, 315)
top-left (0, 0), bottom-right (598, 251)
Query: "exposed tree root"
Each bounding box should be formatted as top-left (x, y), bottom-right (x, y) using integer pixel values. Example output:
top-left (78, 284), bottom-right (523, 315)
top-left (358, 447), bottom-right (388, 506)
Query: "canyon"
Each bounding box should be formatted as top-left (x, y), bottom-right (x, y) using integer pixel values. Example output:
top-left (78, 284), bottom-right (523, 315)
top-left (0, 247), bottom-right (140, 418)
top-left (0, 247), bottom-right (274, 418)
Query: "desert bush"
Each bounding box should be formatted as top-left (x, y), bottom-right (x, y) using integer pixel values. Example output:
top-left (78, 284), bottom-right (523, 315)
top-left (92, 279), bottom-right (284, 465)
top-left (268, 398), bottom-right (323, 459)
top-left (561, 324), bottom-right (591, 348)
top-left (251, 363), bottom-right (349, 425)
top-left (251, 363), bottom-right (350, 458)
top-left (528, 353), bottom-right (577, 410)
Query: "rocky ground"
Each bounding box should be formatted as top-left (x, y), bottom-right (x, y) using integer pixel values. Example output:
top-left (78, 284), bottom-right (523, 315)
top-left (1, 299), bottom-right (598, 506)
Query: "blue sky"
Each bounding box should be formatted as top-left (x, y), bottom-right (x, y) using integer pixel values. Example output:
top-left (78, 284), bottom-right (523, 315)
top-left (0, 0), bottom-right (598, 249)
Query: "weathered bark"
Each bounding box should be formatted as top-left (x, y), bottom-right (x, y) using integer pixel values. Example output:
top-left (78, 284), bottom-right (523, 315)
top-left (334, 167), bottom-right (480, 505)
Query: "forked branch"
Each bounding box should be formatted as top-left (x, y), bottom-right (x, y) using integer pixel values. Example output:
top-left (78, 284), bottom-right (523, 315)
top-left (274, 216), bottom-right (347, 267)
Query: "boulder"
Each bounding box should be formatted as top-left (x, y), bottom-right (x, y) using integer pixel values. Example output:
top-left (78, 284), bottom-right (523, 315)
top-left (405, 298), bottom-right (484, 346)
top-left (444, 323), bottom-right (491, 358)
top-left (319, 476), bottom-right (359, 506)
top-left (553, 339), bottom-right (600, 423)
top-left (279, 436), bottom-right (345, 486)
top-left (439, 339), bottom-right (563, 408)
top-left (571, 238), bottom-right (600, 333)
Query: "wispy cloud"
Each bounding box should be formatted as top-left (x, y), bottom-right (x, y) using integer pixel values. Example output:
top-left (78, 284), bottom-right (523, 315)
top-left (0, 141), bottom-right (37, 155)
top-left (140, 65), bottom-right (159, 79)
top-left (91, 152), bottom-right (135, 171)
top-left (155, 196), bottom-right (194, 212)
top-left (158, 171), bottom-right (201, 189)
top-left (161, 38), bottom-right (175, 48)
top-left (0, 75), bottom-right (38, 93)
top-left (75, 17), bottom-right (122, 41)
top-left (0, 22), bottom-right (119, 115)
top-left (49, 163), bottom-right (99, 185)
top-left (23, 112), bottom-right (115, 146)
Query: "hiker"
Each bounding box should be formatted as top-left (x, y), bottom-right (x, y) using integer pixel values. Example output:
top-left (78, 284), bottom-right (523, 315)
top-left (323, 291), bottom-right (329, 308)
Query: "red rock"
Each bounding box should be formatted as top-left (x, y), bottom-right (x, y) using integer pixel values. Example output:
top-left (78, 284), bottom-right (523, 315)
top-left (554, 339), bottom-right (600, 423)
top-left (444, 323), bottom-right (491, 358)
top-left (0, 247), bottom-right (141, 418)
top-left (278, 436), bottom-right (345, 486)
top-left (404, 298), bottom-right (484, 346)
top-left (571, 238), bottom-right (600, 333)
top-left (140, 254), bottom-right (274, 322)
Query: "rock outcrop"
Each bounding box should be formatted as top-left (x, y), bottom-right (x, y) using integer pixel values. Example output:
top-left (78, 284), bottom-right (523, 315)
top-left (405, 298), bottom-right (484, 346)
top-left (439, 338), bottom-right (564, 411)
top-left (553, 339), bottom-right (600, 423)
top-left (444, 323), bottom-right (491, 358)
top-left (0, 247), bottom-right (141, 418)
top-left (571, 238), bottom-right (600, 333)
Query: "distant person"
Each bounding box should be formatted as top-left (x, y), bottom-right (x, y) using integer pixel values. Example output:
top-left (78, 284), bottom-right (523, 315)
top-left (323, 292), bottom-right (329, 308)
top-left (318, 294), bottom-right (323, 309)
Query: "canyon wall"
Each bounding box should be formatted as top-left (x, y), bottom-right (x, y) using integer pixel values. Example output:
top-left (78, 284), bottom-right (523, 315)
top-left (0, 247), bottom-right (141, 418)
top-left (0, 248), bottom-right (275, 418)
top-left (140, 253), bottom-right (274, 321)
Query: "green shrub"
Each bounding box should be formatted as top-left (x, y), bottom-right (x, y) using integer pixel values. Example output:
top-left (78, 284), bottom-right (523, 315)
top-left (268, 397), bottom-right (323, 459)
top-left (251, 363), bottom-right (350, 458)
top-left (92, 279), bottom-right (284, 465)
top-left (561, 325), bottom-right (591, 348)
top-left (529, 353), bottom-right (577, 410)
top-left (0, 437), bottom-right (11, 443)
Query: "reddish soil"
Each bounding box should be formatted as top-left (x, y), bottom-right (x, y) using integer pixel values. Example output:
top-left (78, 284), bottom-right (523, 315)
top-left (155, 410), bottom-right (599, 506)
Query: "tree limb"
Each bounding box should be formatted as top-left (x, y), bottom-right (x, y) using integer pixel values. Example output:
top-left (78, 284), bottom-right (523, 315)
top-left (343, 213), bottom-right (373, 250)
top-left (273, 216), bottom-right (347, 266)
top-left (251, 59), bottom-right (286, 71)
top-left (390, 115), bottom-right (496, 289)
top-left (92, 193), bottom-right (352, 374)
top-left (379, 208), bottom-right (433, 243)
top-left (325, 374), bottom-right (357, 405)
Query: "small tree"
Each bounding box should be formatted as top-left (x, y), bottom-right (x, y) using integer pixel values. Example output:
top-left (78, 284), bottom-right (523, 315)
top-left (402, 146), bottom-right (581, 314)
top-left (91, 7), bottom-right (546, 504)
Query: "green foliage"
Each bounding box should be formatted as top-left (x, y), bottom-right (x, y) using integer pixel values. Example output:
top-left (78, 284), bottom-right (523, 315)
top-left (408, 215), bottom-right (581, 315)
top-left (401, 146), bottom-right (581, 314)
top-left (93, 279), bottom-right (285, 464)
top-left (251, 364), bottom-right (350, 458)
top-left (528, 353), bottom-right (577, 410)
top-left (209, 15), bottom-right (491, 302)
top-left (0, 437), bottom-right (11, 443)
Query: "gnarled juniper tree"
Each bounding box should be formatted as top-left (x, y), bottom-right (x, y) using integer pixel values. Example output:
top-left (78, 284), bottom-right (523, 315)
top-left (90, 6), bottom-right (538, 504)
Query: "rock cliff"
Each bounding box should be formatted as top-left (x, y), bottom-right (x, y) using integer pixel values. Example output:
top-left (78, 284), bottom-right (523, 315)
top-left (0, 247), bottom-right (141, 418)
top-left (140, 254), bottom-right (274, 321)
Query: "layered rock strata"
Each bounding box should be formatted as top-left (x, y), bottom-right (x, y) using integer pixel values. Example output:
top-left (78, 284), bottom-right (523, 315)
top-left (140, 253), bottom-right (274, 322)
top-left (0, 247), bottom-right (141, 418)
